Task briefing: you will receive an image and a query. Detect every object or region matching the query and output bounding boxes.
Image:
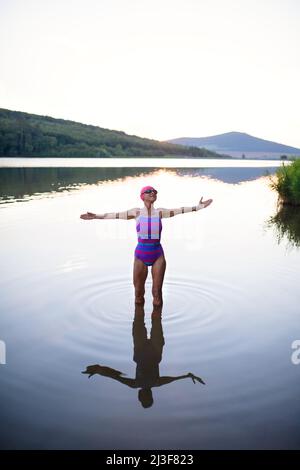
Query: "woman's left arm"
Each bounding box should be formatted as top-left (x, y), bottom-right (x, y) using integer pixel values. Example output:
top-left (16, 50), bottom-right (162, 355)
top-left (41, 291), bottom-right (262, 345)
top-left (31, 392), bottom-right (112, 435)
top-left (158, 197), bottom-right (213, 218)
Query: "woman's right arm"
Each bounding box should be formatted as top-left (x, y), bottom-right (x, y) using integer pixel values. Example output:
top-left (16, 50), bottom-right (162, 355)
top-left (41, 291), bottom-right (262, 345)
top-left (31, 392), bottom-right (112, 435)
top-left (80, 208), bottom-right (139, 220)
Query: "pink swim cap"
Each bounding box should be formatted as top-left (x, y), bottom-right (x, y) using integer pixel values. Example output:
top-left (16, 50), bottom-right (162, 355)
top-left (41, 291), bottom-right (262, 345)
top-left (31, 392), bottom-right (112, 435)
top-left (140, 185), bottom-right (157, 201)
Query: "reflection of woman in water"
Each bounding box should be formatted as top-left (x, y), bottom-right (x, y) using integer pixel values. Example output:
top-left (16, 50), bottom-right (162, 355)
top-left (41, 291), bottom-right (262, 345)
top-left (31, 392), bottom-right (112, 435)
top-left (80, 185), bottom-right (212, 307)
top-left (82, 305), bottom-right (205, 408)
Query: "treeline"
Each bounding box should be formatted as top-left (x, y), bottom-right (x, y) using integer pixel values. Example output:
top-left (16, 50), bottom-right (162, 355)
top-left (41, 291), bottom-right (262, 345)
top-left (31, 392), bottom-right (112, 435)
top-left (0, 108), bottom-right (224, 158)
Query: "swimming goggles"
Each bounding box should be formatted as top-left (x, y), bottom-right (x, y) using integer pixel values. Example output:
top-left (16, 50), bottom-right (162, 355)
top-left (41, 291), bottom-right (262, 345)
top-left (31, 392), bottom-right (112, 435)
top-left (142, 189), bottom-right (157, 194)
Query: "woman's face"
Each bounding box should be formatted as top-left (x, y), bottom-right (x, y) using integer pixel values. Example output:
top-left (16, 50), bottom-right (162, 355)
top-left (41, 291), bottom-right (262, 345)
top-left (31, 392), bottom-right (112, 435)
top-left (142, 189), bottom-right (157, 203)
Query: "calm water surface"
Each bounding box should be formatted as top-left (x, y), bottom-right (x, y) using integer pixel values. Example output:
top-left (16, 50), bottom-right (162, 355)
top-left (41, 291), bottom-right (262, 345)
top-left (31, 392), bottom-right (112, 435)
top-left (0, 159), bottom-right (299, 449)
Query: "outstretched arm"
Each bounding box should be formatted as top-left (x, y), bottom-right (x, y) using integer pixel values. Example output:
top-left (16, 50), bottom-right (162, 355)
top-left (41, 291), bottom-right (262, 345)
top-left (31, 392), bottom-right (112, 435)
top-left (158, 197), bottom-right (213, 218)
top-left (82, 364), bottom-right (138, 388)
top-left (80, 207), bottom-right (139, 220)
top-left (155, 372), bottom-right (205, 387)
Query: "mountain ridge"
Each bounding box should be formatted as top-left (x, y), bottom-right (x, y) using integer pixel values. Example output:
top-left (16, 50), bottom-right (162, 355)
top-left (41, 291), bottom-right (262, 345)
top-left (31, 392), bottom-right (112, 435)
top-left (167, 131), bottom-right (300, 156)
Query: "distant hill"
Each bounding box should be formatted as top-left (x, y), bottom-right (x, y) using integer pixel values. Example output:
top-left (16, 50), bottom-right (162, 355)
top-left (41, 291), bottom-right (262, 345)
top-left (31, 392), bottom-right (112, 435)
top-left (167, 131), bottom-right (300, 159)
top-left (0, 108), bottom-right (224, 159)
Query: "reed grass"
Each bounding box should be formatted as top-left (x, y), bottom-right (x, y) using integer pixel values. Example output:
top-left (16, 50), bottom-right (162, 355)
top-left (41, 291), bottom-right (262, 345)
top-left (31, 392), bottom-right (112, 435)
top-left (270, 158), bottom-right (300, 205)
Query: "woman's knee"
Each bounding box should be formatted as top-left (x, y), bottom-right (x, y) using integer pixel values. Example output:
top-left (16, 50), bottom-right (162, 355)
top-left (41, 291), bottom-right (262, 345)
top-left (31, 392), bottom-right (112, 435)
top-left (152, 286), bottom-right (162, 297)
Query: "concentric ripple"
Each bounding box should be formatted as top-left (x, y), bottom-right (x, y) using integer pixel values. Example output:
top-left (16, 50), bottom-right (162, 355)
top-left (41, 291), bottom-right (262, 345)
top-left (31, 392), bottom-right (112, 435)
top-left (54, 268), bottom-right (248, 362)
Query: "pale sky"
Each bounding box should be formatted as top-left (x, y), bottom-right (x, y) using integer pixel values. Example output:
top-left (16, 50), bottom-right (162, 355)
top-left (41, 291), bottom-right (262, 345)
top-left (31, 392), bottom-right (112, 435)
top-left (1, 0), bottom-right (299, 147)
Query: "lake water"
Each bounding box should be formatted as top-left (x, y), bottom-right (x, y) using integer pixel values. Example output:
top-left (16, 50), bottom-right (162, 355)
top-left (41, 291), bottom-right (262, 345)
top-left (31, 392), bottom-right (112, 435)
top-left (0, 158), bottom-right (299, 450)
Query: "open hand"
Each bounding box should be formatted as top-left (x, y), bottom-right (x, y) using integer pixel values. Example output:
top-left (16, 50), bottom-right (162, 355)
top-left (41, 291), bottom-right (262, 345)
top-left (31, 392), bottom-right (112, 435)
top-left (200, 197), bottom-right (213, 208)
top-left (81, 364), bottom-right (101, 378)
top-left (82, 364), bottom-right (125, 379)
top-left (188, 372), bottom-right (205, 385)
top-left (80, 212), bottom-right (97, 220)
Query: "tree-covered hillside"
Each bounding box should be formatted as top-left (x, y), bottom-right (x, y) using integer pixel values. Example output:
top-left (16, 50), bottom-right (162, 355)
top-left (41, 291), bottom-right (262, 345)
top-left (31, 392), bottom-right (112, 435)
top-left (0, 108), bottom-right (223, 158)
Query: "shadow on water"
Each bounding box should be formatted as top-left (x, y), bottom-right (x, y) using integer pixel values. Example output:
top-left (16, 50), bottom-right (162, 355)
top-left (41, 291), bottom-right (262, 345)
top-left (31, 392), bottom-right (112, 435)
top-left (267, 203), bottom-right (300, 249)
top-left (82, 304), bottom-right (205, 408)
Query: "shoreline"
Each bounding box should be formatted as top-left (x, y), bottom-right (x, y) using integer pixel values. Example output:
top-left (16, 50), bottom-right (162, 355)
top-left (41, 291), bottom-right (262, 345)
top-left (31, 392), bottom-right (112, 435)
top-left (0, 157), bottom-right (291, 169)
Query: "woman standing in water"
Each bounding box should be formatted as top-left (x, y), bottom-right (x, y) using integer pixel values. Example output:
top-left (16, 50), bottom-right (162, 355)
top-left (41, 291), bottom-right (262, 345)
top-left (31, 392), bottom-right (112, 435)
top-left (80, 185), bottom-right (212, 307)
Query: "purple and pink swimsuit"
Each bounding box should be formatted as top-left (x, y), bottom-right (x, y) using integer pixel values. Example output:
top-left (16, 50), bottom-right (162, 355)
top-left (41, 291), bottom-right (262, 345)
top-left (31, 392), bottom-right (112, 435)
top-left (134, 207), bottom-right (164, 266)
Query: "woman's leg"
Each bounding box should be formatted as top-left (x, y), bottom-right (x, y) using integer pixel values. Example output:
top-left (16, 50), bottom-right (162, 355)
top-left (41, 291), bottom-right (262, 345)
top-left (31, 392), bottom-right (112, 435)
top-left (133, 257), bottom-right (148, 304)
top-left (151, 255), bottom-right (166, 307)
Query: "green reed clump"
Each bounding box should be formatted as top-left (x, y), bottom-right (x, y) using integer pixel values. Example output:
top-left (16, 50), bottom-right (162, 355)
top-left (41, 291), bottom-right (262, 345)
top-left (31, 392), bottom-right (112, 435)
top-left (270, 158), bottom-right (300, 205)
